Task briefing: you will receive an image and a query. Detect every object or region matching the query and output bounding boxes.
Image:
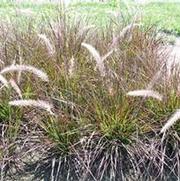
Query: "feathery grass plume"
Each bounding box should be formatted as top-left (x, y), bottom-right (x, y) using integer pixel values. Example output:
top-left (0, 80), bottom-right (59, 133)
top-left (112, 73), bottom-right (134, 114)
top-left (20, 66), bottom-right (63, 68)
top-left (101, 49), bottom-right (116, 62)
top-left (127, 89), bottom-right (163, 101)
top-left (111, 23), bottom-right (140, 48)
top-left (9, 99), bottom-right (54, 115)
top-left (68, 56), bottom-right (75, 77)
top-left (17, 55), bottom-right (23, 84)
top-left (161, 109), bottom-right (180, 133)
top-left (0, 58), bottom-right (4, 65)
top-left (12, 58), bottom-right (16, 65)
top-left (82, 42), bottom-right (106, 77)
top-left (82, 42), bottom-right (101, 63)
top-left (38, 34), bottom-right (55, 56)
top-left (0, 74), bottom-right (9, 88)
top-left (82, 43), bottom-right (115, 77)
top-left (9, 79), bottom-right (22, 99)
top-left (146, 63), bottom-right (166, 90)
top-left (1, 64), bottom-right (49, 82)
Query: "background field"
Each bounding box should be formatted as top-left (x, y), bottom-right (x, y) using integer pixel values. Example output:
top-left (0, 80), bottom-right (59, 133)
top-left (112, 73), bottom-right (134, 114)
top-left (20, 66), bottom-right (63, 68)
top-left (0, 0), bottom-right (180, 35)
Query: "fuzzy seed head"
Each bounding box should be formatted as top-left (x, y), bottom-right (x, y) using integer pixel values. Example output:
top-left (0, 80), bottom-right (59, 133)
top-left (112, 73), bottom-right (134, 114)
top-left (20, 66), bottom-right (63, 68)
top-left (161, 109), bottom-right (180, 133)
top-left (68, 56), bottom-right (75, 77)
top-left (1, 64), bottom-right (49, 82)
top-left (111, 23), bottom-right (140, 48)
top-left (82, 43), bottom-right (101, 63)
top-left (0, 74), bottom-right (9, 88)
top-left (127, 89), bottom-right (163, 101)
top-left (38, 34), bottom-right (55, 56)
top-left (9, 99), bottom-right (54, 115)
top-left (82, 42), bottom-right (106, 77)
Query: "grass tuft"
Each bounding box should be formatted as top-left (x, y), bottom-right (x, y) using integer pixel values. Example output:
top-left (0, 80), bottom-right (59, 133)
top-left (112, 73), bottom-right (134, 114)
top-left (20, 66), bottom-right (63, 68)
top-left (0, 7), bottom-right (179, 180)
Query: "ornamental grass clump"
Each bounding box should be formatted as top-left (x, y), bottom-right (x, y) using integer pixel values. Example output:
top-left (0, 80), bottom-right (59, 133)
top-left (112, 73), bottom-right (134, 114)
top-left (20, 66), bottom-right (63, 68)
top-left (0, 11), bottom-right (179, 181)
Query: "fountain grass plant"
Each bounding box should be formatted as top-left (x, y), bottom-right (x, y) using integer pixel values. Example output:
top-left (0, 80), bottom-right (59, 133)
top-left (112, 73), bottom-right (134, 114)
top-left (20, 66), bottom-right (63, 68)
top-left (0, 9), bottom-right (179, 181)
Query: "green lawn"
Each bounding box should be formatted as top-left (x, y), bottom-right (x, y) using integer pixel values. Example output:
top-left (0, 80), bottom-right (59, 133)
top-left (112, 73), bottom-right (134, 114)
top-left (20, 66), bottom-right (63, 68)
top-left (0, 1), bottom-right (180, 35)
top-left (143, 3), bottom-right (180, 35)
top-left (0, 1), bottom-right (57, 28)
top-left (72, 1), bottom-right (180, 35)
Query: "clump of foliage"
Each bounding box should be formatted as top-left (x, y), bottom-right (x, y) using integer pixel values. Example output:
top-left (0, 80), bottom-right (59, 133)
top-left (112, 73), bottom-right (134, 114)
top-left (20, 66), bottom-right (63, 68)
top-left (0, 9), bottom-right (179, 181)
